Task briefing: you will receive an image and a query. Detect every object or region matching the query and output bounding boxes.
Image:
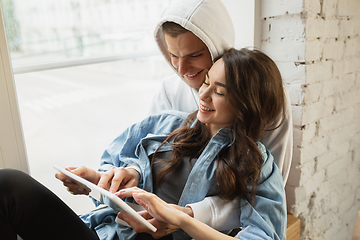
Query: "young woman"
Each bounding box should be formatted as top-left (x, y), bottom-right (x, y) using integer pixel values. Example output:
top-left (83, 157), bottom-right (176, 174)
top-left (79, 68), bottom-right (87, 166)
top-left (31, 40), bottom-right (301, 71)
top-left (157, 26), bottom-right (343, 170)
top-left (0, 48), bottom-right (286, 240)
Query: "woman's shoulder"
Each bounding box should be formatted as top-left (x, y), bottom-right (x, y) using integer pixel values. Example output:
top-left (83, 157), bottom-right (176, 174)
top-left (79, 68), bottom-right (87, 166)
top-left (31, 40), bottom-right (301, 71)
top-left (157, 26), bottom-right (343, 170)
top-left (149, 110), bottom-right (190, 120)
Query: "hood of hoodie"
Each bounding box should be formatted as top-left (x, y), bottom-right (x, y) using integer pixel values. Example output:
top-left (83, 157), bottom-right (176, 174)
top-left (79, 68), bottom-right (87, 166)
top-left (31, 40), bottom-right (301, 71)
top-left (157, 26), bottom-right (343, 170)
top-left (154, 0), bottom-right (235, 82)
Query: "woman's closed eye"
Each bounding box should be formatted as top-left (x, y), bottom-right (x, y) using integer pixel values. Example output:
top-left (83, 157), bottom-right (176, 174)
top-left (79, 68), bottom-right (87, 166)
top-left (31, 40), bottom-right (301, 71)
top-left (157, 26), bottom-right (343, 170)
top-left (202, 80), bottom-right (225, 96)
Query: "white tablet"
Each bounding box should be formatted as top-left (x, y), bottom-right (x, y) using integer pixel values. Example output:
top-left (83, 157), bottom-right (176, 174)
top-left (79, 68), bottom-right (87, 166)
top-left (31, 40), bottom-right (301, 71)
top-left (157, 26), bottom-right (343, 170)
top-left (54, 165), bottom-right (157, 232)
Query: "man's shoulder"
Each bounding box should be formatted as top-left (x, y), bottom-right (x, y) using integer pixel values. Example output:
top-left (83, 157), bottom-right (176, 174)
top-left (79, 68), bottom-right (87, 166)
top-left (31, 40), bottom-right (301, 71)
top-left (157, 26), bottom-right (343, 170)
top-left (162, 74), bottom-right (189, 90)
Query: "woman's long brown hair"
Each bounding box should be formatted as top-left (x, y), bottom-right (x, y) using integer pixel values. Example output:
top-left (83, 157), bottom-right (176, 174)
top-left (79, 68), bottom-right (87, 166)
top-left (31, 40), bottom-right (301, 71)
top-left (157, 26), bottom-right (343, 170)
top-left (152, 48), bottom-right (286, 205)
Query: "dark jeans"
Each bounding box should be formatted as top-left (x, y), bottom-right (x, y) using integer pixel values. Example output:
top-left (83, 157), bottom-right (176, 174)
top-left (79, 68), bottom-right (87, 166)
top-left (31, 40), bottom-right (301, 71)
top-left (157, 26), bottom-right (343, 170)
top-left (0, 169), bottom-right (99, 240)
top-left (0, 169), bottom-right (174, 240)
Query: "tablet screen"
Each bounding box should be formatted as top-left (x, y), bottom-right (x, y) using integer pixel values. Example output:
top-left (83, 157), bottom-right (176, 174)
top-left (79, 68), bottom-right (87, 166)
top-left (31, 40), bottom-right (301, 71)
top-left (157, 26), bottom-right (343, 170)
top-left (54, 165), bottom-right (157, 232)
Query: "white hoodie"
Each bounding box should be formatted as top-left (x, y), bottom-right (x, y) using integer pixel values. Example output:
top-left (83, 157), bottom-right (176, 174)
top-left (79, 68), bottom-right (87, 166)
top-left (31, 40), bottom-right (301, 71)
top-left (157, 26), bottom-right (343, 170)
top-left (148, 0), bottom-right (234, 114)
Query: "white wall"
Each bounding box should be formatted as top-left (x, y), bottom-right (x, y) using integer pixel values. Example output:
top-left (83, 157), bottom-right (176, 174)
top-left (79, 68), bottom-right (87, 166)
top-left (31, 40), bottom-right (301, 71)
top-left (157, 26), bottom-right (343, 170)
top-left (259, 0), bottom-right (360, 239)
top-left (0, 6), bottom-right (28, 173)
top-left (222, 0), bottom-right (255, 48)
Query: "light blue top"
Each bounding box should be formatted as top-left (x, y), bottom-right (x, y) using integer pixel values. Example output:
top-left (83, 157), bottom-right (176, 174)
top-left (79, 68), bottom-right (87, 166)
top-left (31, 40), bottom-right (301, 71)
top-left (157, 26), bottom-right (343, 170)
top-left (81, 110), bottom-right (287, 240)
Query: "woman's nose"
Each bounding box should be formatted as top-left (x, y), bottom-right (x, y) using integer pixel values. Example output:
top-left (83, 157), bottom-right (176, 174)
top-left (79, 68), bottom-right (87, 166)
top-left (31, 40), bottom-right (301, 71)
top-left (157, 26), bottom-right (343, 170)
top-left (199, 87), bottom-right (212, 102)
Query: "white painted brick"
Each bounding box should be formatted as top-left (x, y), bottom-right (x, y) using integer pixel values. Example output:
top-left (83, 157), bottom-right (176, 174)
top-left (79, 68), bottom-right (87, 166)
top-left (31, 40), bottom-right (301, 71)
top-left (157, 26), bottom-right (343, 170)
top-left (356, 74), bottom-right (360, 88)
top-left (323, 222), bottom-right (343, 240)
top-left (322, 19), bottom-right (340, 39)
top-left (328, 122), bottom-right (359, 149)
top-left (276, 62), bottom-right (306, 84)
top-left (302, 121), bottom-right (318, 143)
top-left (318, 108), bottom-right (355, 133)
top-left (304, 0), bottom-right (321, 14)
top-left (341, 73), bottom-right (356, 92)
top-left (302, 98), bottom-right (334, 124)
top-left (342, 56), bottom-right (360, 75)
top-left (301, 136), bottom-right (329, 164)
top-left (261, 41), bottom-right (306, 62)
top-left (344, 37), bottom-right (358, 57)
top-left (306, 60), bottom-right (333, 84)
top-left (326, 153), bottom-right (351, 178)
top-left (335, 89), bottom-right (360, 111)
top-left (298, 158), bottom-right (316, 185)
top-left (346, 162), bottom-right (360, 188)
top-left (305, 39), bottom-right (323, 62)
top-left (261, 0), bottom-right (303, 18)
top-left (290, 105), bottom-right (303, 126)
top-left (314, 210), bottom-right (337, 236)
top-left (316, 141), bottom-right (350, 170)
top-left (304, 81), bottom-right (322, 103)
top-left (316, 182), bottom-right (336, 209)
top-left (338, 187), bottom-right (355, 216)
top-left (338, 0), bottom-right (360, 16)
top-left (303, 168), bottom-right (326, 195)
top-left (321, 77), bottom-right (341, 98)
top-left (323, 0), bottom-right (338, 18)
top-left (332, 60), bottom-right (344, 78)
top-left (305, 17), bottom-right (324, 39)
top-left (293, 126), bottom-right (302, 149)
top-left (262, 16), bottom-right (305, 42)
top-left (351, 131), bottom-right (360, 151)
top-left (339, 19), bottom-right (356, 38)
top-left (288, 83), bottom-right (304, 105)
top-left (323, 39), bottom-right (345, 60)
top-left (327, 186), bottom-right (343, 211)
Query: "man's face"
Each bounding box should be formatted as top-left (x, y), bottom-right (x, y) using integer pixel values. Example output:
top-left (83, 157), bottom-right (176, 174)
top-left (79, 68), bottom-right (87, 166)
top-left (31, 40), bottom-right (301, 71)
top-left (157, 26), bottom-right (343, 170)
top-left (164, 31), bottom-right (213, 89)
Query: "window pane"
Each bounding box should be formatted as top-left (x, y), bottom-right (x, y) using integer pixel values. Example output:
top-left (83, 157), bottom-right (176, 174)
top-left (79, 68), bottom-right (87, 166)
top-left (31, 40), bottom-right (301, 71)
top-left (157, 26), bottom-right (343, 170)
top-left (2, 0), bottom-right (170, 66)
top-left (1, 0), bottom-right (255, 215)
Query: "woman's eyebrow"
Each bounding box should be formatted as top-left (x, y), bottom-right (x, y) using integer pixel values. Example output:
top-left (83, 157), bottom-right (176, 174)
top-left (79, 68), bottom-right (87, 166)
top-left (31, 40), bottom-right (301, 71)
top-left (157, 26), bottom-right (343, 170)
top-left (207, 72), bottom-right (226, 87)
top-left (215, 81), bottom-right (226, 87)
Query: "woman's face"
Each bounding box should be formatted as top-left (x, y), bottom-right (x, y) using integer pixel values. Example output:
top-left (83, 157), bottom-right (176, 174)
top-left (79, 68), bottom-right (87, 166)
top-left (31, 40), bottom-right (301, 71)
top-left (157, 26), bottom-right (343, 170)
top-left (197, 58), bottom-right (235, 136)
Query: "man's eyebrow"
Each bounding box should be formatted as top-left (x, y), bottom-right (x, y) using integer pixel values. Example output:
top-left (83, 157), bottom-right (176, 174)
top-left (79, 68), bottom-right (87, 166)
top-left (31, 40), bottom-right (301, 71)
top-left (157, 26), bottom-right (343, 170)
top-left (168, 47), bottom-right (207, 58)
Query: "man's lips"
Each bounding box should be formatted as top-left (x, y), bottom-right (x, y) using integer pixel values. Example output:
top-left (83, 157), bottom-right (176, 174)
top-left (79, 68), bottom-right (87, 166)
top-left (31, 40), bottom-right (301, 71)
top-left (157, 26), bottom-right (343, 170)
top-left (185, 69), bottom-right (203, 78)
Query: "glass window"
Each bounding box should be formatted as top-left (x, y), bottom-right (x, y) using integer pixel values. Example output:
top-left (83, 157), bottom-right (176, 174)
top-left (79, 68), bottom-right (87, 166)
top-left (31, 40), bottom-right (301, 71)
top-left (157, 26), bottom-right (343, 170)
top-left (1, 0), bottom-right (255, 214)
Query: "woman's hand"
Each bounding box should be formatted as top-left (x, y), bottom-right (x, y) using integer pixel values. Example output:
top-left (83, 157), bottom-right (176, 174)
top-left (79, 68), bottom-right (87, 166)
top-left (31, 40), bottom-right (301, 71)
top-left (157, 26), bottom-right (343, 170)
top-left (55, 166), bottom-right (100, 195)
top-left (116, 187), bottom-right (191, 238)
top-left (97, 167), bottom-right (140, 193)
top-left (117, 188), bottom-right (233, 240)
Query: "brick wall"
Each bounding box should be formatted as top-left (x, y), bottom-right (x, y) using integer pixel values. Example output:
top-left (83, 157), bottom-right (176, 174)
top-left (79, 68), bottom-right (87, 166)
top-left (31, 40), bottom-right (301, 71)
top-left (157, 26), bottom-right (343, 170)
top-left (259, 0), bottom-right (360, 239)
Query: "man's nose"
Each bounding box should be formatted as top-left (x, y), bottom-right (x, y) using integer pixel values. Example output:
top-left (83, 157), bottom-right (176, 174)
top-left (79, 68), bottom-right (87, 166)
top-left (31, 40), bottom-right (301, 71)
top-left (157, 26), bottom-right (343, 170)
top-left (177, 58), bottom-right (190, 76)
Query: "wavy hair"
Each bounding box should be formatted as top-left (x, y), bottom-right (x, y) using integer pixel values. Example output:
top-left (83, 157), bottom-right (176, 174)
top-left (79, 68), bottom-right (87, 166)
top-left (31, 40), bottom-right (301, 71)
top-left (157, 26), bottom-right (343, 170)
top-left (152, 48), bottom-right (286, 204)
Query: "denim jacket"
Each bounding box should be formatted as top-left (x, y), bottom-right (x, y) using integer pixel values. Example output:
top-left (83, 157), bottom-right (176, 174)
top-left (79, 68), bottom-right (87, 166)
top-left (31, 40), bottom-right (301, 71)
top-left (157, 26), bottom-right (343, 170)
top-left (80, 111), bottom-right (286, 240)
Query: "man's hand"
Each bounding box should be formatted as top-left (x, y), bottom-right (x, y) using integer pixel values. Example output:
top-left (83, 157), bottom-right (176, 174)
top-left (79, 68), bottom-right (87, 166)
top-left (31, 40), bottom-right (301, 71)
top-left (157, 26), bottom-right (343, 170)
top-left (97, 167), bottom-right (140, 193)
top-left (117, 210), bottom-right (179, 238)
top-left (55, 166), bottom-right (100, 195)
